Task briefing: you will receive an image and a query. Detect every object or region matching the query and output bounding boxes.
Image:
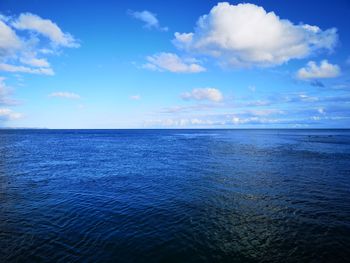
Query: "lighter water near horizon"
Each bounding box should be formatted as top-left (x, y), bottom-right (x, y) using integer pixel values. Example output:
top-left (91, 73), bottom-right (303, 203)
top-left (1, 129), bottom-right (350, 262)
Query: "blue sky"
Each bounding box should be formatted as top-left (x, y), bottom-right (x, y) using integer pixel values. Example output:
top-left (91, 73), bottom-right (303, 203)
top-left (0, 0), bottom-right (349, 128)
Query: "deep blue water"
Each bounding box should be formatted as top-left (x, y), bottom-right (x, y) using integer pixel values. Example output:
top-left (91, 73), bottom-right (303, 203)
top-left (1, 129), bottom-right (350, 262)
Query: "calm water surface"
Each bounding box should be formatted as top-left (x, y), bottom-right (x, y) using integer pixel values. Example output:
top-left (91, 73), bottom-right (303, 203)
top-left (0, 129), bottom-right (350, 262)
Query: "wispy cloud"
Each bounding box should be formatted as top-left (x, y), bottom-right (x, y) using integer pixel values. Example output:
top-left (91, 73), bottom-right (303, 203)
top-left (0, 77), bottom-right (19, 106)
top-left (144, 118), bottom-right (219, 128)
top-left (331, 83), bottom-right (350, 90)
top-left (0, 63), bottom-right (54, 75)
top-left (181, 88), bottom-right (223, 102)
top-left (0, 108), bottom-right (23, 121)
top-left (248, 85), bottom-right (256, 92)
top-left (145, 110), bottom-right (350, 128)
top-left (243, 100), bottom-right (271, 107)
top-left (147, 87), bottom-right (350, 128)
top-left (128, 10), bottom-right (168, 31)
top-left (0, 77), bottom-right (22, 124)
top-left (159, 103), bottom-right (221, 114)
top-left (130, 95), bottom-right (141, 100)
top-left (49, 92), bottom-right (81, 99)
top-left (143, 52), bottom-right (206, 73)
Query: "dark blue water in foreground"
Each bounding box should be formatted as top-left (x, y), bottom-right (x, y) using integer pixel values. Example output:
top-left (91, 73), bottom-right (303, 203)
top-left (1, 129), bottom-right (350, 262)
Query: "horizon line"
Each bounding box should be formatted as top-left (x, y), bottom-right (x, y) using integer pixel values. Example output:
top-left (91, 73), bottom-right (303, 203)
top-left (1, 128), bottom-right (350, 130)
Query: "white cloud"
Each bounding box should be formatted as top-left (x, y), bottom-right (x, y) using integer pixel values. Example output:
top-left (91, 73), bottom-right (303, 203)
top-left (0, 77), bottom-right (21, 124)
top-left (12, 13), bottom-right (79, 47)
top-left (49, 92), bottom-right (81, 99)
top-left (243, 100), bottom-right (271, 107)
top-left (159, 103), bottom-right (220, 114)
top-left (0, 13), bottom-right (79, 75)
top-left (181, 88), bottom-right (223, 102)
top-left (0, 63), bottom-right (54, 75)
top-left (143, 52), bottom-right (206, 73)
top-left (297, 60), bottom-right (340, 79)
top-left (173, 2), bottom-right (337, 67)
top-left (318, 108), bottom-right (325, 114)
top-left (174, 32), bottom-right (193, 45)
top-left (232, 116), bottom-right (277, 125)
top-left (20, 57), bottom-right (50, 67)
top-left (245, 109), bottom-right (284, 116)
top-left (144, 118), bottom-right (216, 127)
top-left (0, 108), bottom-right (23, 120)
top-left (298, 94), bottom-right (318, 102)
top-left (0, 20), bottom-right (22, 56)
top-left (130, 95), bottom-right (141, 100)
top-left (128, 10), bottom-right (168, 31)
top-left (145, 113), bottom-right (283, 127)
top-left (311, 116), bottom-right (321, 121)
top-left (0, 77), bottom-right (19, 106)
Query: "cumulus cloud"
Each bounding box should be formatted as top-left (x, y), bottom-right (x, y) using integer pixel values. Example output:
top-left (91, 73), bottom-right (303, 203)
top-left (12, 13), bottom-right (79, 47)
top-left (181, 88), bottom-right (223, 102)
top-left (143, 52), bottom-right (206, 73)
top-left (128, 10), bottom-right (168, 31)
top-left (49, 92), bottom-right (80, 99)
top-left (297, 60), bottom-right (340, 79)
top-left (0, 13), bottom-right (79, 75)
top-left (173, 2), bottom-right (338, 67)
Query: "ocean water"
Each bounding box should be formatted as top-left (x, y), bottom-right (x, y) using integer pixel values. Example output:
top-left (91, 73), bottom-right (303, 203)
top-left (0, 129), bottom-right (350, 262)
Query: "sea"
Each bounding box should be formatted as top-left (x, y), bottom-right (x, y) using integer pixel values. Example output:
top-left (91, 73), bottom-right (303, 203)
top-left (0, 129), bottom-right (350, 262)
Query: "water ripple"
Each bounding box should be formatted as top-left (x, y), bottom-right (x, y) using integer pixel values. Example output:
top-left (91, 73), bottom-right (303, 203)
top-left (1, 129), bottom-right (350, 262)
